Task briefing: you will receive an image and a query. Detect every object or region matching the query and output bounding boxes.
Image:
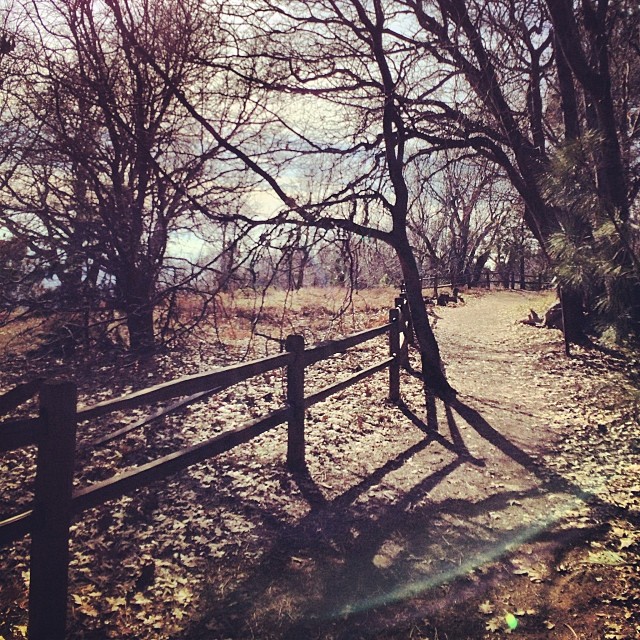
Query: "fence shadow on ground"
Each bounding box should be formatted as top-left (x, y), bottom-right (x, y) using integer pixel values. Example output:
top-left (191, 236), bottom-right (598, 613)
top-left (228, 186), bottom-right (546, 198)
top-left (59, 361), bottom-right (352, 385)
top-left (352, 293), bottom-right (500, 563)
top-left (179, 397), bottom-right (602, 640)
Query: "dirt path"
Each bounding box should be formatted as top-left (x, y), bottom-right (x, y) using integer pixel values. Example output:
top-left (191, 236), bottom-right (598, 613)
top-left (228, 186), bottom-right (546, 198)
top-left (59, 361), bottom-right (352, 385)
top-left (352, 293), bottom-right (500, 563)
top-left (383, 289), bottom-right (638, 640)
top-left (176, 290), bottom-right (638, 640)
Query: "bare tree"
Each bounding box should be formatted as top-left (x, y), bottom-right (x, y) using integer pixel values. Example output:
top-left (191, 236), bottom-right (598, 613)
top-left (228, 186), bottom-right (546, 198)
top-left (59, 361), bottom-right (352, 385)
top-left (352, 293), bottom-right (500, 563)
top-left (406, 152), bottom-right (515, 286)
top-left (102, 0), bottom-right (460, 397)
top-left (2, 0), bottom-right (235, 351)
top-left (400, 0), bottom-right (639, 338)
top-left (235, 0), bottom-right (459, 397)
top-left (98, 0), bottom-right (638, 362)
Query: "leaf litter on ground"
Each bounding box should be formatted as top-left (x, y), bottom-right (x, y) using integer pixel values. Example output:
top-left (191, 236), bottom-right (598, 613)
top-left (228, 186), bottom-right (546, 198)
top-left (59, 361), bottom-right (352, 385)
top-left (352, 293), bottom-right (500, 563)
top-left (1, 288), bottom-right (639, 639)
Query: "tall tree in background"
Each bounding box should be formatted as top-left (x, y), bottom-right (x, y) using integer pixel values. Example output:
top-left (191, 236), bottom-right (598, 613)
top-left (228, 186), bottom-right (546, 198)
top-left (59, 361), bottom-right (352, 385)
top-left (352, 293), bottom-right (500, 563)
top-left (2, 0), bottom-right (232, 351)
top-left (406, 153), bottom-right (515, 286)
top-left (224, 0), bottom-right (460, 397)
top-left (402, 0), bottom-right (639, 339)
top-left (543, 0), bottom-right (640, 338)
top-left (3, 0), bottom-right (637, 359)
top-left (107, 0), bottom-right (459, 397)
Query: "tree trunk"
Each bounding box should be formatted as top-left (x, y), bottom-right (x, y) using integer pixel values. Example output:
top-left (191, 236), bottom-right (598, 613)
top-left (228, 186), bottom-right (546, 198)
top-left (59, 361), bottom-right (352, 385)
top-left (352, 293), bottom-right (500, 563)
top-left (126, 304), bottom-right (155, 353)
top-left (394, 237), bottom-right (457, 401)
top-left (118, 269), bottom-right (156, 353)
top-left (470, 250), bottom-right (491, 286)
top-left (294, 247), bottom-right (310, 291)
top-left (560, 287), bottom-right (586, 344)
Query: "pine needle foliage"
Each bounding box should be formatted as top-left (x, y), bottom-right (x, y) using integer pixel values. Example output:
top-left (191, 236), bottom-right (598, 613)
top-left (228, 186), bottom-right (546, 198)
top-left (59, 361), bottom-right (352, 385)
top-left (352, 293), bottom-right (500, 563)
top-left (543, 135), bottom-right (640, 343)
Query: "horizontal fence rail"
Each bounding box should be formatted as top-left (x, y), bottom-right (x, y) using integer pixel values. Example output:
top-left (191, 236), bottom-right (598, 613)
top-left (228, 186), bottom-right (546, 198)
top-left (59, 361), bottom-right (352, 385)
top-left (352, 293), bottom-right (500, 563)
top-left (0, 510), bottom-right (34, 547)
top-left (84, 386), bottom-right (223, 449)
top-left (77, 351), bottom-right (294, 422)
top-left (303, 322), bottom-right (393, 365)
top-left (72, 407), bottom-right (292, 515)
top-left (304, 357), bottom-right (394, 408)
top-left (0, 290), bottom-right (414, 640)
top-left (420, 271), bottom-right (553, 292)
top-left (0, 379), bottom-right (43, 416)
top-left (0, 416), bottom-right (41, 452)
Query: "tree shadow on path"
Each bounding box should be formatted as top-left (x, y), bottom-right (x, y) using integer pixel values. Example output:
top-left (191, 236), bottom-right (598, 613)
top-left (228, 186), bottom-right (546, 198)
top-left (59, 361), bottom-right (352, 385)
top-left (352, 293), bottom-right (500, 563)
top-left (447, 396), bottom-right (591, 497)
top-left (181, 389), bottom-right (611, 640)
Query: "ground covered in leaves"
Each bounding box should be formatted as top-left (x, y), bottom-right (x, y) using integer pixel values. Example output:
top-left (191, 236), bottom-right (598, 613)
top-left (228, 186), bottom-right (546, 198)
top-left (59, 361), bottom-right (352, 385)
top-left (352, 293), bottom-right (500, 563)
top-left (1, 287), bottom-right (639, 639)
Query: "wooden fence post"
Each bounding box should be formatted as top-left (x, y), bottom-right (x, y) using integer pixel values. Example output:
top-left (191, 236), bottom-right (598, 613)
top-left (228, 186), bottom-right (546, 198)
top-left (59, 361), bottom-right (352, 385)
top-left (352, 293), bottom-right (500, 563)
top-left (389, 308), bottom-right (400, 402)
top-left (402, 295), bottom-right (414, 346)
top-left (28, 380), bottom-right (77, 640)
top-left (486, 271), bottom-right (490, 289)
top-left (395, 295), bottom-right (411, 366)
top-left (285, 334), bottom-right (305, 471)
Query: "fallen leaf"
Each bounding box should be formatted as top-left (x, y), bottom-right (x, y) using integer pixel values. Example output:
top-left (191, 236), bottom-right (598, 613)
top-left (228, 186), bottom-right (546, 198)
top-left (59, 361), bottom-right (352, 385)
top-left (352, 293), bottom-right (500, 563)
top-left (478, 600), bottom-right (494, 615)
top-left (618, 537), bottom-right (635, 550)
top-left (106, 596), bottom-right (127, 611)
top-left (485, 617), bottom-right (502, 632)
top-left (585, 550), bottom-right (626, 566)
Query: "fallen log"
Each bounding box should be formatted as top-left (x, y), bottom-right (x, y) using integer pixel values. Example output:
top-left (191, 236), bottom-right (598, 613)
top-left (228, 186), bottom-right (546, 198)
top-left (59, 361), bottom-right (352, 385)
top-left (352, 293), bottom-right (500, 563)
top-left (519, 303), bottom-right (563, 330)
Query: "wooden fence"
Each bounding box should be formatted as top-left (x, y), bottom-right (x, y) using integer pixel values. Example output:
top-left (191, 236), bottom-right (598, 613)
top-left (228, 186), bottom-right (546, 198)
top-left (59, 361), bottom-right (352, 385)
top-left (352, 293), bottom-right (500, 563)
top-left (421, 271), bottom-right (552, 294)
top-left (0, 294), bottom-right (412, 640)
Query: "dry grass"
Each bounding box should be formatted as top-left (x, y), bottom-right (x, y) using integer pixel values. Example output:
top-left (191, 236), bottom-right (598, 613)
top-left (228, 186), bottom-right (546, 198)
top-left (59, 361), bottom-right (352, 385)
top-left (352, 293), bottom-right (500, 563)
top-left (509, 289), bottom-right (558, 322)
top-left (0, 287), bottom-right (401, 395)
top-left (4, 286), bottom-right (550, 363)
top-left (0, 314), bottom-right (49, 357)
top-left (228, 286), bottom-right (396, 318)
top-left (1, 286), bottom-right (553, 362)
top-left (211, 286), bottom-right (398, 342)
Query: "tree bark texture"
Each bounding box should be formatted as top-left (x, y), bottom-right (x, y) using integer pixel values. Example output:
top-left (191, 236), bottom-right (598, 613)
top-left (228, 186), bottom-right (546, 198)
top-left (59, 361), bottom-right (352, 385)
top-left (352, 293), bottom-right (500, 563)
top-left (118, 269), bottom-right (156, 353)
top-left (393, 236), bottom-right (457, 401)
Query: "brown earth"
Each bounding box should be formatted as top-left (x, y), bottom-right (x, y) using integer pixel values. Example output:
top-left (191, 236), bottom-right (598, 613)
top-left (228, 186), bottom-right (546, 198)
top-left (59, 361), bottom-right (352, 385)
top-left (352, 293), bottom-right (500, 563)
top-left (1, 288), bottom-right (639, 639)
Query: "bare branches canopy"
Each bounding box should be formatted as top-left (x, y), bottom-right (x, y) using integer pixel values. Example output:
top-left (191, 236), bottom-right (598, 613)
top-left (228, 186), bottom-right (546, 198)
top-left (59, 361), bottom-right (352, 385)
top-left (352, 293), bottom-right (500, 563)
top-left (0, 0), bottom-right (638, 368)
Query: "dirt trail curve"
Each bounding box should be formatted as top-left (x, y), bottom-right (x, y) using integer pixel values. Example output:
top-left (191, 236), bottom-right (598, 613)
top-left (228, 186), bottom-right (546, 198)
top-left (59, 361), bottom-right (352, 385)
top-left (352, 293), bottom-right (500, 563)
top-left (178, 289), bottom-right (638, 640)
top-left (436, 289), bottom-right (572, 453)
top-left (442, 289), bottom-right (566, 394)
